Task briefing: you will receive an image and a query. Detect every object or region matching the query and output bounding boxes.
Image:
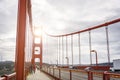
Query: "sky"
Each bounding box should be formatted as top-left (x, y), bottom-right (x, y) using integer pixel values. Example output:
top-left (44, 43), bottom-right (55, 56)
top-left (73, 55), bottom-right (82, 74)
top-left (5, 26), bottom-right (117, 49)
top-left (0, 0), bottom-right (120, 65)
top-left (0, 0), bottom-right (18, 61)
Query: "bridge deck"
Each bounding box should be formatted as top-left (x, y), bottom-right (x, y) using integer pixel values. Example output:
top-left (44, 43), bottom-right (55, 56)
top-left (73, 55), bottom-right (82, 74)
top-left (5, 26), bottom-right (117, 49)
top-left (27, 69), bottom-right (54, 80)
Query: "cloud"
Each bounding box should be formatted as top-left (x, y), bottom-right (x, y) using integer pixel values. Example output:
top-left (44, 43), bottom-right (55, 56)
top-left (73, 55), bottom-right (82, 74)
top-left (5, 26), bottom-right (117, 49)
top-left (33, 0), bottom-right (120, 34)
top-left (0, 0), bottom-right (17, 61)
top-left (0, 0), bottom-right (17, 34)
top-left (0, 0), bottom-right (120, 64)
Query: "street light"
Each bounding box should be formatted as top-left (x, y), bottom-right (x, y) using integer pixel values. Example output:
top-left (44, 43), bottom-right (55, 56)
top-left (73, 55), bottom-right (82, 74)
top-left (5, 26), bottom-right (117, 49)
top-left (91, 50), bottom-right (98, 66)
top-left (65, 57), bottom-right (69, 66)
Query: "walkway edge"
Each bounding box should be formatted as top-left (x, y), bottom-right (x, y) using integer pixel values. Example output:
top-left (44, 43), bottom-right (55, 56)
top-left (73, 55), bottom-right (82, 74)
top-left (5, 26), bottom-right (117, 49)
top-left (41, 70), bottom-right (60, 80)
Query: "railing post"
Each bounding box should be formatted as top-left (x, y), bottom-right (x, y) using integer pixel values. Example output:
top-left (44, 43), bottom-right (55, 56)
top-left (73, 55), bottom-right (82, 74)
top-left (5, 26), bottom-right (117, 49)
top-left (70, 70), bottom-right (72, 80)
top-left (24, 69), bottom-right (28, 80)
top-left (48, 67), bottom-right (50, 73)
top-left (47, 66), bottom-right (48, 73)
top-left (59, 69), bottom-right (61, 79)
top-left (49, 68), bottom-right (51, 74)
top-left (103, 71), bottom-right (110, 80)
top-left (53, 68), bottom-right (54, 76)
top-left (1, 74), bottom-right (8, 80)
top-left (49, 67), bottom-right (50, 74)
top-left (88, 71), bottom-right (93, 80)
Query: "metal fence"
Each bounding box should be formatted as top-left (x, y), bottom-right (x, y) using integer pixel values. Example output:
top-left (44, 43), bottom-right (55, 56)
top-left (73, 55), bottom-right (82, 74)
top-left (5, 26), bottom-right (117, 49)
top-left (42, 66), bottom-right (120, 80)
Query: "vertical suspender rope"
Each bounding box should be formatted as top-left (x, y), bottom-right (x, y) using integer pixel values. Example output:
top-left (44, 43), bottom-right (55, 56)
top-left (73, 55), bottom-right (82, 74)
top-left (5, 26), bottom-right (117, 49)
top-left (61, 37), bottom-right (63, 65)
top-left (89, 30), bottom-right (92, 65)
top-left (78, 33), bottom-right (81, 65)
top-left (61, 37), bottom-right (63, 64)
top-left (58, 37), bottom-right (59, 65)
top-left (46, 37), bottom-right (48, 64)
top-left (26, 26), bottom-right (28, 62)
top-left (48, 36), bottom-right (51, 64)
top-left (44, 35), bottom-right (46, 63)
top-left (66, 36), bottom-right (68, 66)
top-left (62, 36), bottom-right (64, 64)
top-left (59, 37), bottom-right (61, 65)
top-left (71, 35), bottom-right (73, 66)
top-left (105, 27), bottom-right (110, 65)
top-left (61, 37), bottom-right (62, 65)
top-left (57, 37), bottom-right (59, 66)
top-left (47, 36), bottom-right (49, 64)
top-left (28, 27), bottom-right (31, 62)
top-left (48, 36), bottom-right (50, 64)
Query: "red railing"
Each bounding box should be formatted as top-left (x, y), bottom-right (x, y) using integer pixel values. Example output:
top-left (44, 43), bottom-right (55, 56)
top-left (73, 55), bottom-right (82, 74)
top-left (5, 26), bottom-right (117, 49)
top-left (0, 73), bottom-right (16, 80)
top-left (58, 65), bottom-right (110, 71)
top-left (42, 65), bottom-right (120, 80)
top-left (45, 18), bottom-right (120, 37)
top-left (15, 0), bottom-right (34, 79)
top-left (43, 18), bottom-right (120, 80)
top-left (44, 18), bottom-right (120, 67)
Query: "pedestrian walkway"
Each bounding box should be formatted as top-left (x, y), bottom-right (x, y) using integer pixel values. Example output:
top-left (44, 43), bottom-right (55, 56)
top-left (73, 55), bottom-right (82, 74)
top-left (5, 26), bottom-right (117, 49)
top-left (27, 69), bottom-right (55, 80)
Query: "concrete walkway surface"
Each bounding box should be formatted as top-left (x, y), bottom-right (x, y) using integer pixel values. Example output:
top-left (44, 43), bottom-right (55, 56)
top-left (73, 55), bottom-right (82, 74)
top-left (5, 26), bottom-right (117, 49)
top-left (27, 69), bottom-right (55, 80)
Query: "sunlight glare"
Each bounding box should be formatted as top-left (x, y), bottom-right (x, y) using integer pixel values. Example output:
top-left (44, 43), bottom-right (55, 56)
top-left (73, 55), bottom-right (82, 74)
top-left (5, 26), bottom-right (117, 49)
top-left (34, 27), bottom-right (42, 37)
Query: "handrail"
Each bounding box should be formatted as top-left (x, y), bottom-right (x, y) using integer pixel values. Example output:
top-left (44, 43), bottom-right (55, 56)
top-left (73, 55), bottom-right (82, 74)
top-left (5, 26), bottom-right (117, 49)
top-left (45, 18), bottom-right (120, 37)
top-left (42, 66), bottom-right (120, 80)
top-left (0, 72), bottom-right (16, 80)
top-left (7, 73), bottom-right (16, 79)
top-left (0, 77), bottom-right (6, 80)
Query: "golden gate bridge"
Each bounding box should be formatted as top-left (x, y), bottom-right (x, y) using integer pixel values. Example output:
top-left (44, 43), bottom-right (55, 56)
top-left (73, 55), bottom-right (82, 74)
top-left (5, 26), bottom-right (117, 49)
top-left (0, 0), bottom-right (120, 80)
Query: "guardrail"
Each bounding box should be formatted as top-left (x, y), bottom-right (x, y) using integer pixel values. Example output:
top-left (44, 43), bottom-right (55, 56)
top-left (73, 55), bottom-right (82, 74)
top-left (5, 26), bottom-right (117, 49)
top-left (0, 73), bottom-right (16, 80)
top-left (42, 66), bottom-right (120, 80)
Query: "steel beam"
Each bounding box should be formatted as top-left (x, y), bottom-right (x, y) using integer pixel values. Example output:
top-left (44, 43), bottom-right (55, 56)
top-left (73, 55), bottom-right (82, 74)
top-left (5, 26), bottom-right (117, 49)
top-left (15, 0), bottom-right (27, 80)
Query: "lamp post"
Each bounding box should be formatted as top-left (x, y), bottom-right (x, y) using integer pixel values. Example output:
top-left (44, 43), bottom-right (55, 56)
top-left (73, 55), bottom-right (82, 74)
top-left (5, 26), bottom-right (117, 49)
top-left (65, 57), bottom-right (69, 66)
top-left (91, 50), bottom-right (98, 66)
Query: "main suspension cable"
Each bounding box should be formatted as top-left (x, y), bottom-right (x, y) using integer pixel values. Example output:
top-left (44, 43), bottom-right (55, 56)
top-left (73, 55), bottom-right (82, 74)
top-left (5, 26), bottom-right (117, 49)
top-left (44, 18), bottom-right (120, 37)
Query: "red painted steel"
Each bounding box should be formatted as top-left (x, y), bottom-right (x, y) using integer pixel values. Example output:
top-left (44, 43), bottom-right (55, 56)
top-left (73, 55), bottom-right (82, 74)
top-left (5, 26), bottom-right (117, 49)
top-left (46, 18), bottom-right (120, 37)
top-left (0, 73), bottom-right (16, 80)
top-left (27, 0), bottom-right (33, 29)
top-left (0, 75), bottom-right (7, 79)
top-left (15, 0), bottom-right (34, 79)
top-left (59, 69), bottom-right (61, 79)
top-left (2, 0), bottom-right (120, 79)
top-left (91, 50), bottom-right (98, 66)
top-left (31, 31), bottom-right (43, 69)
top-left (15, 0), bottom-right (27, 80)
top-left (70, 70), bottom-right (72, 80)
top-left (75, 66), bottom-right (110, 71)
top-left (7, 73), bottom-right (16, 80)
top-left (88, 71), bottom-right (93, 80)
top-left (42, 66), bottom-right (120, 80)
top-left (58, 65), bottom-right (110, 71)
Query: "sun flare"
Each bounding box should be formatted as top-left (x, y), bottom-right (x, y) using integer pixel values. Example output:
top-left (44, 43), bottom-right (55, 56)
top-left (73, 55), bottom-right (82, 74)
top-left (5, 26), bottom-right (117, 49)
top-left (34, 27), bottom-right (42, 37)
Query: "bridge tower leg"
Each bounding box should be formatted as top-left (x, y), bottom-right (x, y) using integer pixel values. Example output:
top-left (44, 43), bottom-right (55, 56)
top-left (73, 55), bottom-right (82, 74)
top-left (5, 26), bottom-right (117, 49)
top-left (31, 34), bottom-right (43, 70)
top-left (15, 0), bottom-right (27, 80)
